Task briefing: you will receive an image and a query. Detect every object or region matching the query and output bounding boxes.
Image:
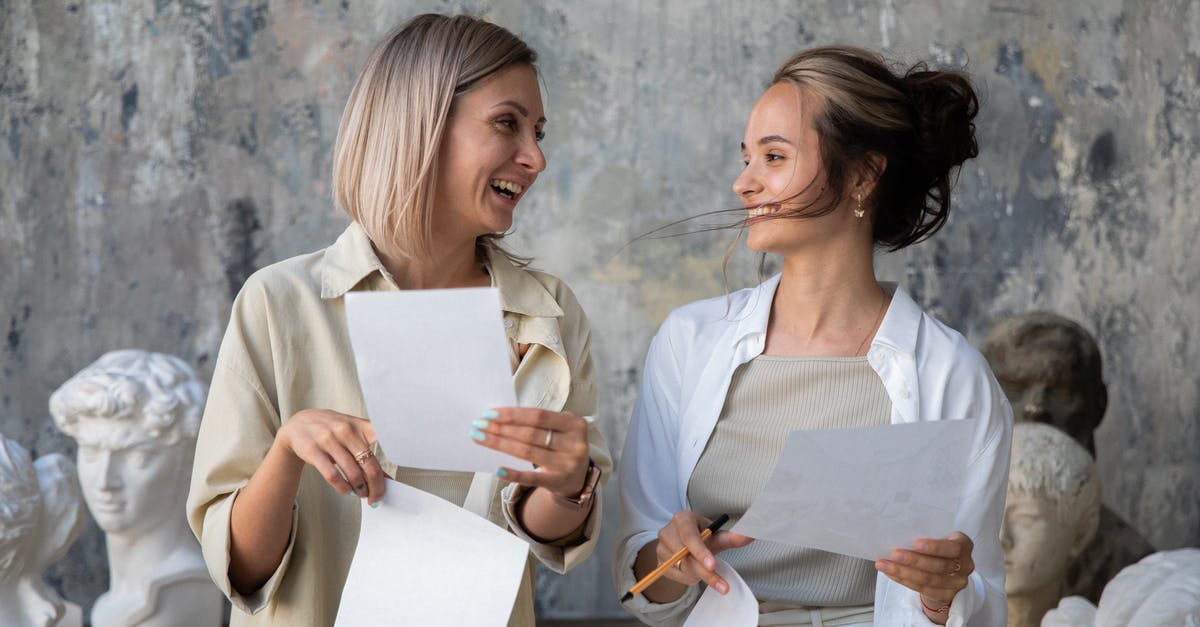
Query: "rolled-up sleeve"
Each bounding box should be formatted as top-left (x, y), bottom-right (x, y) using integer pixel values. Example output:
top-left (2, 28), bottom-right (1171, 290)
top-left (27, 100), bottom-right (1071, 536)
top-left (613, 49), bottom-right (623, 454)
top-left (500, 278), bottom-right (614, 574)
top-left (614, 321), bottom-right (701, 625)
top-left (186, 279), bottom-right (296, 614)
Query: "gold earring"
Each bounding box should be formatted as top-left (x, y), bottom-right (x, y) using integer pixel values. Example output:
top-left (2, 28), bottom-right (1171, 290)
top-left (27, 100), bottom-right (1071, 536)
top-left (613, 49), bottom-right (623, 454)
top-left (854, 194), bottom-right (865, 219)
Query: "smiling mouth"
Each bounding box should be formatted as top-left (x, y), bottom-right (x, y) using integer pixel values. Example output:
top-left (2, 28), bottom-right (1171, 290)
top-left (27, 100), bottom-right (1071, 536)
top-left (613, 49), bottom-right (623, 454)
top-left (490, 178), bottom-right (525, 200)
top-left (747, 203), bottom-right (781, 220)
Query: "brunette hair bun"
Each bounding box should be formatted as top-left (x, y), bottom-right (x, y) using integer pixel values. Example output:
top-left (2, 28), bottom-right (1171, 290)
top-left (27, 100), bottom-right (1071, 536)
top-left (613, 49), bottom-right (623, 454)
top-left (773, 47), bottom-right (981, 250)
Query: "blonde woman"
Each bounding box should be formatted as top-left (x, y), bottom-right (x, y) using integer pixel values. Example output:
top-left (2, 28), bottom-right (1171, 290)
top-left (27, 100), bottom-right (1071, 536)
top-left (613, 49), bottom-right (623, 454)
top-left (187, 14), bottom-right (609, 626)
top-left (615, 47), bottom-right (1011, 625)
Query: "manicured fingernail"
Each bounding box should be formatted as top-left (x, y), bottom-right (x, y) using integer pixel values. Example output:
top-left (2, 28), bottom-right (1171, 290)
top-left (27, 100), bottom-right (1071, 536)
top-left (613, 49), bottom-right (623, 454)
top-left (472, 418), bottom-right (491, 429)
top-left (369, 500), bottom-right (380, 509)
top-left (704, 556), bottom-right (716, 570)
top-left (469, 429), bottom-right (486, 442)
top-left (496, 468), bottom-right (508, 477)
top-left (481, 409), bottom-right (499, 419)
top-left (716, 582), bottom-right (728, 594)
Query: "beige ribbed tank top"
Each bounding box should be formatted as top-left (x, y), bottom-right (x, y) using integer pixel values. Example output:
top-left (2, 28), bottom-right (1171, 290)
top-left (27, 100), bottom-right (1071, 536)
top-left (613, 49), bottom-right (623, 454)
top-left (687, 356), bottom-right (891, 606)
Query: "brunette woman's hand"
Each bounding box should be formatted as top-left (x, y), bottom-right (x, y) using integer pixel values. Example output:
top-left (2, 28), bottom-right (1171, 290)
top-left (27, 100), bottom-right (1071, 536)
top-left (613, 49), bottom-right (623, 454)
top-left (470, 407), bottom-right (591, 498)
top-left (651, 510), bottom-right (754, 594)
top-left (875, 531), bottom-right (974, 623)
top-left (276, 408), bottom-right (387, 505)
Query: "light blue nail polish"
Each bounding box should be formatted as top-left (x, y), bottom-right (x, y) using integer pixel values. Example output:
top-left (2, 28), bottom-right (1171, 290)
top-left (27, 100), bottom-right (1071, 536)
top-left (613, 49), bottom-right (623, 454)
top-left (472, 418), bottom-right (490, 429)
top-left (481, 409), bottom-right (499, 419)
top-left (469, 429), bottom-right (486, 442)
top-left (496, 468), bottom-right (508, 477)
top-left (369, 501), bottom-right (380, 509)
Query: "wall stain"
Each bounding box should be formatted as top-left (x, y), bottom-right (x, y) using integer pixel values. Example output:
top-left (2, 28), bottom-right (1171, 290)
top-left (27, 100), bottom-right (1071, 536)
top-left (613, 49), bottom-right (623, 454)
top-left (120, 83), bottom-right (139, 131)
top-left (1088, 131), bottom-right (1117, 181)
top-left (7, 116), bottom-right (19, 159)
top-left (6, 316), bottom-right (19, 352)
top-left (223, 197), bottom-right (262, 299)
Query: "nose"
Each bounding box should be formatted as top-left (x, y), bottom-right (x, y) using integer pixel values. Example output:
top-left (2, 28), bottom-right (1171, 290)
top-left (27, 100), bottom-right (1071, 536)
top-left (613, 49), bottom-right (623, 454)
top-left (999, 516), bottom-right (1012, 551)
top-left (98, 450), bottom-right (122, 490)
top-left (1020, 387), bottom-right (1051, 423)
top-left (732, 165), bottom-right (760, 202)
top-left (515, 134), bottom-right (546, 174)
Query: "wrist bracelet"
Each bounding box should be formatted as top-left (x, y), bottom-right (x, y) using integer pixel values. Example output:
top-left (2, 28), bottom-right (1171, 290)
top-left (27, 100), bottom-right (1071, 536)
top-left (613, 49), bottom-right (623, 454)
top-left (920, 595), bottom-right (951, 614)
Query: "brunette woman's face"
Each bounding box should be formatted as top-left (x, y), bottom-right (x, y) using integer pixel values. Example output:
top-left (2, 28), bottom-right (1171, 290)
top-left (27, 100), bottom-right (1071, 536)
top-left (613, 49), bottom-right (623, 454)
top-left (434, 63), bottom-right (546, 244)
top-left (733, 82), bottom-right (856, 255)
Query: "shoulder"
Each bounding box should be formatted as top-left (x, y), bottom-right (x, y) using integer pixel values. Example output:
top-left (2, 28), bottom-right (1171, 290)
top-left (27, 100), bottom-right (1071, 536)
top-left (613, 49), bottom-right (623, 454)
top-left (914, 311), bottom-right (994, 384)
top-left (520, 267), bottom-right (585, 314)
top-left (233, 249), bottom-right (326, 312)
top-left (657, 282), bottom-right (765, 347)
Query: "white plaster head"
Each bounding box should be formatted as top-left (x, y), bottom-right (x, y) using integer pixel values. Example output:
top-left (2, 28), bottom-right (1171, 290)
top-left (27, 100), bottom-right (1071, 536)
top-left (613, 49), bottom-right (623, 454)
top-left (0, 434), bottom-right (86, 626)
top-left (0, 435), bottom-right (41, 581)
top-left (48, 350), bottom-right (205, 538)
top-left (1002, 422), bottom-right (1101, 597)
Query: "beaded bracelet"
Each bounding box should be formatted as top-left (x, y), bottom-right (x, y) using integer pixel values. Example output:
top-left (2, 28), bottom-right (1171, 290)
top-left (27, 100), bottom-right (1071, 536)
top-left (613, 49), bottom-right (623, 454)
top-left (920, 595), bottom-right (951, 614)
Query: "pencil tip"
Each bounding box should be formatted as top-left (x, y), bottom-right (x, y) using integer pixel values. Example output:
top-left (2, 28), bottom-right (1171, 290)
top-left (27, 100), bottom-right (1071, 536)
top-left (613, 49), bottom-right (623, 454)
top-left (620, 592), bottom-right (633, 603)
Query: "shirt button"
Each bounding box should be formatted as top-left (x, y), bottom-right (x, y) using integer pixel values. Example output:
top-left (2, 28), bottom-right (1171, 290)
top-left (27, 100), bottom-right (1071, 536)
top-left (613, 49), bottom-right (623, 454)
top-left (900, 389), bottom-right (912, 400)
top-left (548, 334), bottom-right (559, 344)
top-left (503, 319), bottom-right (514, 329)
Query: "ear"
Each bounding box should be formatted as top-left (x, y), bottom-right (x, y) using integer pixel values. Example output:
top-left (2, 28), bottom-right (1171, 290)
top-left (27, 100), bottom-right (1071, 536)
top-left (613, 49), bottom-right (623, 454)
top-left (851, 152), bottom-right (888, 200)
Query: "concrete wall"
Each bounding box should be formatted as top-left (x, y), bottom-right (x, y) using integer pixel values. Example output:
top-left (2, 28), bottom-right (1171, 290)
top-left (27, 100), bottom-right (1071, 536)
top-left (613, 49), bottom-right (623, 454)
top-left (2, 0), bottom-right (1196, 619)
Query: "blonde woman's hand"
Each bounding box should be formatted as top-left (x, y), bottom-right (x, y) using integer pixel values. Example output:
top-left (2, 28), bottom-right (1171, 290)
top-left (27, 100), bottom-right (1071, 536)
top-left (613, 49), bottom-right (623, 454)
top-left (470, 407), bottom-right (590, 498)
top-left (875, 531), bottom-right (974, 623)
top-left (276, 408), bottom-right (387, 505)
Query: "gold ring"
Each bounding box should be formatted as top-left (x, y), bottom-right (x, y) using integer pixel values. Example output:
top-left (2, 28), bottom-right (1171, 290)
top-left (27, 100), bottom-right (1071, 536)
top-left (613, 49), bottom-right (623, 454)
top-left (544, 429), bottom-right (554, 448)
top-left (949, 558), bottom-right (961, 575)
top-left (354, 449), bottom-right (374, 465)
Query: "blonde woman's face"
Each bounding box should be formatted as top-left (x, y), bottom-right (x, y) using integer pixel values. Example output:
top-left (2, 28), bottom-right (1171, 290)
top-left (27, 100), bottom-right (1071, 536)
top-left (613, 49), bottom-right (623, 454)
top-left (435, 63), bottom-right (546, 243)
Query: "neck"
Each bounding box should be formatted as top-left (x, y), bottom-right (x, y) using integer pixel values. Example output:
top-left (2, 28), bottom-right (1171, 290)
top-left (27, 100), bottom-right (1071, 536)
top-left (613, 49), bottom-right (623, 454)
top-left (1007, 585), bottom-right (1065, 627)
top-left (765, 237), bottom-right (885, 356)
top-left (376, 236), bottom-right (487, 290)
top-left (105, 517), bottom-right (193, 594)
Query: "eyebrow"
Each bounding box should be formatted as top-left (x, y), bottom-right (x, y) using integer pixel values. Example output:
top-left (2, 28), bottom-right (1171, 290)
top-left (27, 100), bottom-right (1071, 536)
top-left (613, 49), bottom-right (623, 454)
top-left (494, 100), bottom-right (547, 124)
top-left (741, 135), bottom-right (795, 151)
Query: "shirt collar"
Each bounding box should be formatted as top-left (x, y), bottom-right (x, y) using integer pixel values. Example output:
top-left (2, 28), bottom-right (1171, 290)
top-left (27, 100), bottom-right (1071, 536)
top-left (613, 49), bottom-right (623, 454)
top-left (320, 222), bottom-right (388, 299)
top-left (729, 274), bottom-right (920, 360)
top-left (485, 246), bottom-right (564, 318)
top-left (319, 223), bottom-right (564, 318)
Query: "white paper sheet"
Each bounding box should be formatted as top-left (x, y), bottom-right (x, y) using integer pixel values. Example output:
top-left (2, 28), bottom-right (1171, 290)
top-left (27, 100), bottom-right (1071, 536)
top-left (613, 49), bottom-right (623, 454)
top-left (335, 481), bottom-right (530, 627)
top-left (733, 419), bottom-right (977, 561)
top-left (345, 288), bottom-right (526, 473)
top-left (682, 559), bottom-right (758, 627)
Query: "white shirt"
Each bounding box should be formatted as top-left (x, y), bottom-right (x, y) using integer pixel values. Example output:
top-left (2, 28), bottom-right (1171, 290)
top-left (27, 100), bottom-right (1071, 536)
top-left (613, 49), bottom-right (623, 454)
top-left (614, 276), bottom-right (1011, 626)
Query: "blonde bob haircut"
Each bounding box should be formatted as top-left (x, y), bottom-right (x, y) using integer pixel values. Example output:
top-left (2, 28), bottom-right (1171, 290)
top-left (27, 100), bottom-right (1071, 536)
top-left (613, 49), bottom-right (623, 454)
top-left (332, 14), bottom-right (537, 262)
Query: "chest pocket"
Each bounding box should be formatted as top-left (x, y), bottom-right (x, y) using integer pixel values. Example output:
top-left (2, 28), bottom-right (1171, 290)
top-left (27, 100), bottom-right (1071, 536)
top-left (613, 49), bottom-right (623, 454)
top-left (505, 313), bottom-right (570, 411)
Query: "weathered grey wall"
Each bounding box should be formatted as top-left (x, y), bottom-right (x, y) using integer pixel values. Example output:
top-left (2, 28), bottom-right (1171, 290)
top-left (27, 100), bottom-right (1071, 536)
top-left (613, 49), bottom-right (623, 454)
top-left (2, 0), bottom-right (1196, 620)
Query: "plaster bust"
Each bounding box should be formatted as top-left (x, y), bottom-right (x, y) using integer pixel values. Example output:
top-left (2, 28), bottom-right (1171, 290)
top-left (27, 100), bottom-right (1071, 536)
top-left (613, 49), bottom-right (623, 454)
top-left (0, 434), bottom-right (86, 627)
top-left (982, 312), bottom-right (1154, 601)
top-left (1003, 422), bottom-right (1100, 627)
top-left (49, 350), bottom-right (222, 627)
top-left (981, 312), bottom-right (1106, 453)
top-left (1042, 548), bottom-right (1200, 626)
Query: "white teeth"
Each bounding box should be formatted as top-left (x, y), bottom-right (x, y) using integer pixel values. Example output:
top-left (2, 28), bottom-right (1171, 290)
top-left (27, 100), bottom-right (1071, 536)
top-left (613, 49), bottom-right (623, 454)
top-left (490, 179), bottom-right (524, 194)
top-left (748, 203), bottom-right (779, 217)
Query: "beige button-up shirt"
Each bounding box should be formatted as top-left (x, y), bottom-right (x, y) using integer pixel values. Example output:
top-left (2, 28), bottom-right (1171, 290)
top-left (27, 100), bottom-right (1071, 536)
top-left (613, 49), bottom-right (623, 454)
top-left (186, 222), bottom-right (610, 626)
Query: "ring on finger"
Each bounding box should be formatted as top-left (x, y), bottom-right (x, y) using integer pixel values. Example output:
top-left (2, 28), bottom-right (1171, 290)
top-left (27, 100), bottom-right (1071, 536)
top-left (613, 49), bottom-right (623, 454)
top-left (948, 558), bottom-right (962, 575)
top-left (354, 449), bottom-right (374, 465)
top-left (544, 429), bottom-right (554, 449)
